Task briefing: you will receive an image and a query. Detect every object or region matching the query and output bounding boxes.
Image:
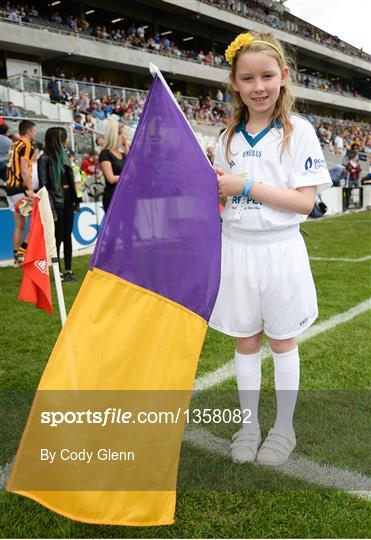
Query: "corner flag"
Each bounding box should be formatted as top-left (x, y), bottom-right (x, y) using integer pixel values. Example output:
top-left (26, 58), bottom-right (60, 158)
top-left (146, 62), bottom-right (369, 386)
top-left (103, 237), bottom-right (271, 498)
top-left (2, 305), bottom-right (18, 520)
top-left (18, 193), bottom-right (52, 314)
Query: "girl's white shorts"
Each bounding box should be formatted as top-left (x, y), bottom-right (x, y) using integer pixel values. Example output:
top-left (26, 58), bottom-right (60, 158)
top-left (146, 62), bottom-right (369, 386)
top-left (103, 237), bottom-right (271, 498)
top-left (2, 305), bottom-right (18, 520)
top-left (209, 225), bottom-right (318, 339)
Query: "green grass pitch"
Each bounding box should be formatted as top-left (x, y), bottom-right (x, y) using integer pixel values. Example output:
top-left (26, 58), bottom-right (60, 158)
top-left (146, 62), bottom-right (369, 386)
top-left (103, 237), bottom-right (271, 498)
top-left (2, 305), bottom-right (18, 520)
top-left (0, 211), bottom-right (370, 538)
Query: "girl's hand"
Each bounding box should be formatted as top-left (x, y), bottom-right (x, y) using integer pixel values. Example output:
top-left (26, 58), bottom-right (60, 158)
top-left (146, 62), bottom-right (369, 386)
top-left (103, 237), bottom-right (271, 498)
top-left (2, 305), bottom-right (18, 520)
top-left (217, 173), bottom-right (246, 198)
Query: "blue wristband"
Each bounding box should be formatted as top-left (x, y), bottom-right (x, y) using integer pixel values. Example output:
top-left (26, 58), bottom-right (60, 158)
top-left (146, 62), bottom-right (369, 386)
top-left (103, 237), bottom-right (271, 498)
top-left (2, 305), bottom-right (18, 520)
top-left (241, 178), bottom-right (253, 198)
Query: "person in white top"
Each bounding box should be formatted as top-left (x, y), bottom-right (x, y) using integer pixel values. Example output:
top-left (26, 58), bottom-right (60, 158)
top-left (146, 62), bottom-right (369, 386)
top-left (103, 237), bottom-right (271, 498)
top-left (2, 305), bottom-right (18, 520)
top-left (31, 142), bottom-right (42, 191)
top-left (334, 132), bottom-right (344, 154)
top-left (209, 32), bottom-right (332, 467)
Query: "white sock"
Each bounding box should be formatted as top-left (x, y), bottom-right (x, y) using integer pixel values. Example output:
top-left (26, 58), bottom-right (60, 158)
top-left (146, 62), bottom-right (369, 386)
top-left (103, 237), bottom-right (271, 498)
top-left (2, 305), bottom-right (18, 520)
top-left (234, 349), bottom-right (262, 432)
top-left (272, 346), bottom-right (300, 432)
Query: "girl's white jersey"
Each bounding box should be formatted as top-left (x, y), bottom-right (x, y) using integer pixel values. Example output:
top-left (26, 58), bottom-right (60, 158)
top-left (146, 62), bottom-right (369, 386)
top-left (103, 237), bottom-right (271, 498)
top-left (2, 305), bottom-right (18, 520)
top-left (215, 115), bottom-right (332, 232)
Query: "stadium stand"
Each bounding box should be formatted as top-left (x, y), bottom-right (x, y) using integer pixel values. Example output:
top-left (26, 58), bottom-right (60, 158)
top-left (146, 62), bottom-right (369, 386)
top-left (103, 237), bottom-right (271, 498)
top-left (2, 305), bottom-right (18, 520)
top-left (202, 0), bottom-right (370, 61)
top-left (1, 1), bottom-right (369, 121)
top-left (1, 1), bottom-right (370, 62)
top-left (0, 0), bottom-right (369, 216)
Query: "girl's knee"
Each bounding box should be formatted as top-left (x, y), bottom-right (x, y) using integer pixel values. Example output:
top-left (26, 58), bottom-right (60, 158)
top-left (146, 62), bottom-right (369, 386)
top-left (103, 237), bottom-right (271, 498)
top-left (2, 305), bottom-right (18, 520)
top-left (269, 336), bottom-right (297, 354)
top-left (236, 331), bottom-right (264, 354)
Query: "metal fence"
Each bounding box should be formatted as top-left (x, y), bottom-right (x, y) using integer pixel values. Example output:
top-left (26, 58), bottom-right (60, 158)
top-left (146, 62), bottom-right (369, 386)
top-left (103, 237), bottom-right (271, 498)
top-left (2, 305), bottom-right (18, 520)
top-left (2, 115), bottom-right (76, 150)
top-left (5, 74), bottom-right (226, 111)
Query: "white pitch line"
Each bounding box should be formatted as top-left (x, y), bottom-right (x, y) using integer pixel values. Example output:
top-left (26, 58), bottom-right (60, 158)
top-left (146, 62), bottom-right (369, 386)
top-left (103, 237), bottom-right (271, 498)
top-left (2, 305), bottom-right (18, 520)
top-left (0, 461), bottom-right (13, 490)
top-left (183, 427), bottom-right (371, 500)
top-left (310, 255), bottom-right (371, 262)
top-left (308, 218), bottom-right (371, 223)
top-left (195, 297), bottom-right (371, 391)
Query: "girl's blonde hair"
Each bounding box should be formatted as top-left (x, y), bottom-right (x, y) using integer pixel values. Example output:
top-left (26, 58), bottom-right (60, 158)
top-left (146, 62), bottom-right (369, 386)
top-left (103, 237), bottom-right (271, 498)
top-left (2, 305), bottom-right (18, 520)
top-left (103, 118), bottom-right (126, 151)
top-left (225, 32), bottom-right (296, 164)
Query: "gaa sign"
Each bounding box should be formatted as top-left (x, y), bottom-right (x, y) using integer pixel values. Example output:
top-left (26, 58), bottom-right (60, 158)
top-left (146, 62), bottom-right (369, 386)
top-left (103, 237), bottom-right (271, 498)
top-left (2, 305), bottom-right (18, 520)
top-left (72, 203), bottom-right (105, 250)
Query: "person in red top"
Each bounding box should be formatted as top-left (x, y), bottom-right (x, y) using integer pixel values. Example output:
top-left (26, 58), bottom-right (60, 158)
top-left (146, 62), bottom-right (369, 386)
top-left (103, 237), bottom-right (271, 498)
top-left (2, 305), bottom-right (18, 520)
top-left (81, 150), bottom-right (100, 179)
top-left (345, 149), bottom-right (362, 187)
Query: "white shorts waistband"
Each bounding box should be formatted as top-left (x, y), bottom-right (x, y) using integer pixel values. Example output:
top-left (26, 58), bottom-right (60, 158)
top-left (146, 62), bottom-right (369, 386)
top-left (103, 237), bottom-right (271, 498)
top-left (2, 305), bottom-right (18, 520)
top-left (222, 224), bottom-right (300, 245)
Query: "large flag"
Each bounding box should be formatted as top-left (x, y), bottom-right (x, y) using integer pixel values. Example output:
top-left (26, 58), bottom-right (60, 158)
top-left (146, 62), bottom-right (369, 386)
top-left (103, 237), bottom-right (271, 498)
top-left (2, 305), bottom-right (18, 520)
top-left (18, 192), bottom-right (52, 314)
top-left (7, 68), bottom-right (221, 526)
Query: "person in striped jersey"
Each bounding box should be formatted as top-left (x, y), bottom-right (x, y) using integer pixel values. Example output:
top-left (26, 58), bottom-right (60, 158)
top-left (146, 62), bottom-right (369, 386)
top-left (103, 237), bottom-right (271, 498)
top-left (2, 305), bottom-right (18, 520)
top-left (6, 120), bottom-right (36, 267)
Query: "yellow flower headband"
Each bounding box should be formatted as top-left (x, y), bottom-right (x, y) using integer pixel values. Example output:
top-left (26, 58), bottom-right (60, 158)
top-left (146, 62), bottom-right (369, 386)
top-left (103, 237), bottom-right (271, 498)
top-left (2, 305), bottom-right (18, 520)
top-left (225, 33), bottom-right (283, 65)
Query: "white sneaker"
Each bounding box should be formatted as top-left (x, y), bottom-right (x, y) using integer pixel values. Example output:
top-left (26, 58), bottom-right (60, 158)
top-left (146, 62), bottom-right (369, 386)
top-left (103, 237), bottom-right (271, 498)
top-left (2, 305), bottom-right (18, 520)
top-left (256, 427), bottom-right (296, 466)
top-left (230, 429), bottom-right (261, 463)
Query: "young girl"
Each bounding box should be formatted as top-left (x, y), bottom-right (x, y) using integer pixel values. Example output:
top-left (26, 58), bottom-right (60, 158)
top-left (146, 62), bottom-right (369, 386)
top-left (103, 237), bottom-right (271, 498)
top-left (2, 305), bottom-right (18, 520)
top-left (209, 32), bottom-right (332, 466)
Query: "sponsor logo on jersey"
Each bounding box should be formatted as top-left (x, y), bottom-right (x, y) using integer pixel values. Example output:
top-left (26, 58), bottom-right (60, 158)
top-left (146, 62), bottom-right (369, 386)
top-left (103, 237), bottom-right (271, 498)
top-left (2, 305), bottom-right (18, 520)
top-left (231, 195), bottom-right (261, 205)
top-left (313, 158), bottom-right (327, 169)
top-left (304, 156), bottom-right (327, 175)
top-left (242, 149), bottom-right (262, 158)
top-left (305, 156), bottom-right (313, 170)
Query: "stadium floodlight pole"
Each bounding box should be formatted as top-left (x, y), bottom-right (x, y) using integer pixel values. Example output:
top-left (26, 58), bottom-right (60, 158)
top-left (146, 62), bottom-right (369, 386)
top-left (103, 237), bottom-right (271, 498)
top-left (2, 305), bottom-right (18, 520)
top-left (37, 187), bottom-right (67, 326)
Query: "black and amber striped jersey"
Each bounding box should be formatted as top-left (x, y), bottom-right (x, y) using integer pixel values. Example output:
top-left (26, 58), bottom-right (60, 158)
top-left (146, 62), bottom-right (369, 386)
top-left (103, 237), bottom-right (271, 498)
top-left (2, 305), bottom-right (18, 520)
top-left (6, 137), bottom-right (34, 196)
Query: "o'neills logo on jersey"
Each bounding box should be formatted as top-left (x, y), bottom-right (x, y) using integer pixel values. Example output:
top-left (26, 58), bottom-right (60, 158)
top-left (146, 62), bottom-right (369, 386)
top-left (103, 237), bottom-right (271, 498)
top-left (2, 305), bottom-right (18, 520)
top-left (34, 259), bottom-right (48, 275)
top-left (243, 149), bottom-right (262, 158)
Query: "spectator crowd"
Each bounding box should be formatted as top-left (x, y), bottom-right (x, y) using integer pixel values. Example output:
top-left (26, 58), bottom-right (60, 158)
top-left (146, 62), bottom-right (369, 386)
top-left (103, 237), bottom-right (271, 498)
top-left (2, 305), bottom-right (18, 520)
top-left (310, 117), bottom-right (371, 189)
top-left (1, 2), bottom-right (227, 68)
top-left (204, 0), bottom-right (370, 61)
top-left (36, 72), bottom-right (231, 130)
top-left (2, 0), bottom-right (370, 75)
top-left (4, 1), bottom-right (369, 103)
top-left (68, 90), bottom-right (230, 130)
top-left (296, 73), bottom-right (365, 100)
top-left (313, 118), bottom-right (370, 158)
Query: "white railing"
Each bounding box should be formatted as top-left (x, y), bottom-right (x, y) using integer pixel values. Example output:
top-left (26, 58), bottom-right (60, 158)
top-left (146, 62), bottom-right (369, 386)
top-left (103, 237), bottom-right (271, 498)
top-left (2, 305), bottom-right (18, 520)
top-left (1, 115), bottom-right (75, 149)
top-left (5, 74), bottom-right (227, 111)
top-left (1, 81), bottom-right (73, 122)
top-left (6, 70), bottom-right (370, 115)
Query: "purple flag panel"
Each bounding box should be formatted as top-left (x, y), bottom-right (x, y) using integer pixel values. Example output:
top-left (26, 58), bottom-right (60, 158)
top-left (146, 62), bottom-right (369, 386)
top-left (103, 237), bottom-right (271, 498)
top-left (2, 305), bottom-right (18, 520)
top-left (91, 74), bottom-right (221, 321)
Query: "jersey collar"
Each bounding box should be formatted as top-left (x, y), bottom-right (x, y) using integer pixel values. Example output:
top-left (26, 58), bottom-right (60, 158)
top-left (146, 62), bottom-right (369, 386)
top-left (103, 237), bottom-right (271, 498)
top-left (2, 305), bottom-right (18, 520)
top-left (236, 118), bottom-right (282, 148)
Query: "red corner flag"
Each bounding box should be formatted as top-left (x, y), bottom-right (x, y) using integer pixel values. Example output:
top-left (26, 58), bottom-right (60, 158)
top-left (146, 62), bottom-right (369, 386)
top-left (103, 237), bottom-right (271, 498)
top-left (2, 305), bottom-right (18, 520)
top-left (18, 196), bottom-right (52, 314)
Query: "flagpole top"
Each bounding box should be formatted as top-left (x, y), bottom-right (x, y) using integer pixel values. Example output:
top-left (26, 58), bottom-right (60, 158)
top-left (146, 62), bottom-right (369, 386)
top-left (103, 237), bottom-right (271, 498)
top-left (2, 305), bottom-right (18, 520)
top-left (149, 63), bottom-right (160, 77)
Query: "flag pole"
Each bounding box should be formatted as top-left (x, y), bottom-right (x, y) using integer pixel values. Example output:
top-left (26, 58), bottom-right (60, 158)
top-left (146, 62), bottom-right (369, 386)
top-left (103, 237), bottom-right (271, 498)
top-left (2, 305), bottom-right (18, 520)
top-left (37, 187), bottom-right (67, 327)
top-left (51, 258), bottom-right (67, 325)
